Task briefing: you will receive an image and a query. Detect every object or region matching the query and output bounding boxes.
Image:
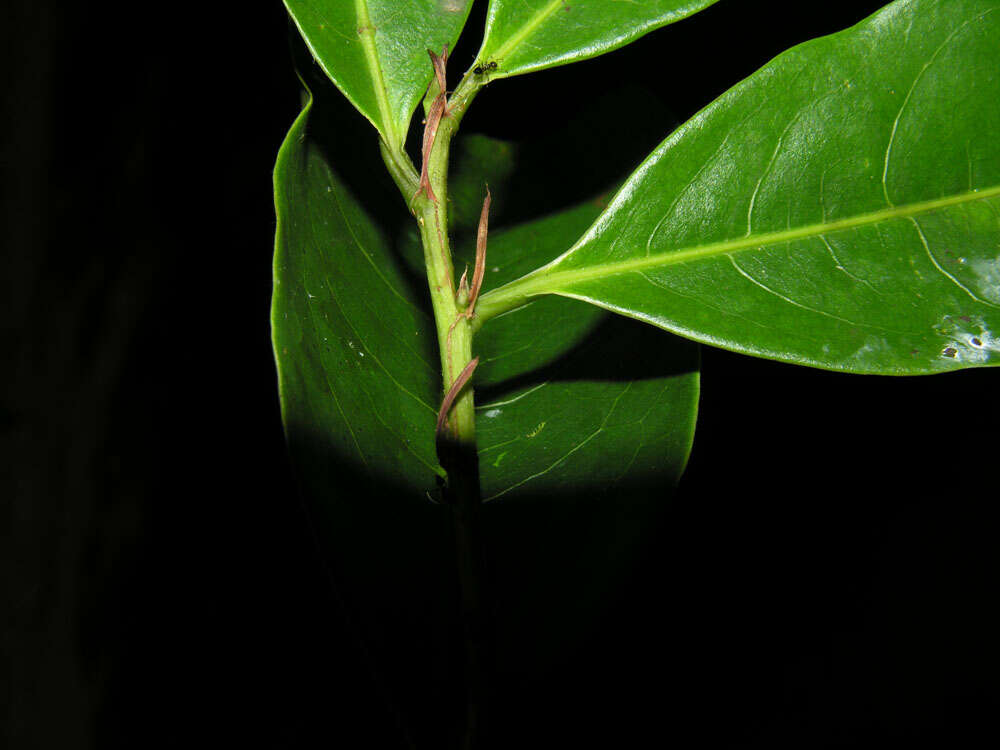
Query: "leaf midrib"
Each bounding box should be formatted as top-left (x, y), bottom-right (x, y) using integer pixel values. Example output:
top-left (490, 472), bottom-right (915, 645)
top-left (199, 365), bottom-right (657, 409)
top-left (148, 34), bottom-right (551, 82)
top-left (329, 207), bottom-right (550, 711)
top-left (355, 0), bottom-right (399, 146)
top-left (479, 184), bottom-right (1000, 310)
top-left (487, 0), bottom-right (565, 64)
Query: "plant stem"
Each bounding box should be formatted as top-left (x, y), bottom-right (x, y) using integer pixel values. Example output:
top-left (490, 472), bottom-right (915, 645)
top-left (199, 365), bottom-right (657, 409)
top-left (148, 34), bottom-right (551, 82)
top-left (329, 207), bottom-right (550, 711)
top-left (382, 73), bottom-right (488, 748)
top-left (379, 140), bottom-right (420, 207)
top-left (446, 449), bottom-right (485, 750)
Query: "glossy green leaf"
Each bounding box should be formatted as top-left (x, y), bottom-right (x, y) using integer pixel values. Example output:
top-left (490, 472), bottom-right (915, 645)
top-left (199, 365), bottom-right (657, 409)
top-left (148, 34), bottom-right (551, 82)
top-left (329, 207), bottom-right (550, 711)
top-left (478, 0), bottom-right (1000, 374)
top-left (472, 0), bottom-right (718, 79)
top-left (469, 205), bottom-right (699, 502)
top-left (273, 97), bottom-right (441, 498)
top-left (283, 0), bottom-right (473, 148)
top-left (272, 91), bottom-right (457, 731)
top-left (450, 180), bottom-right (699, 653)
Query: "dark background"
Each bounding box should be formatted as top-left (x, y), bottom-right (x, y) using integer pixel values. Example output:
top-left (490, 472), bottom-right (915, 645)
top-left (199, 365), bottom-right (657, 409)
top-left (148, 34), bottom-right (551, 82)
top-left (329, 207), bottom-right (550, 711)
top-left (3, 1), bottom-right (997, 747)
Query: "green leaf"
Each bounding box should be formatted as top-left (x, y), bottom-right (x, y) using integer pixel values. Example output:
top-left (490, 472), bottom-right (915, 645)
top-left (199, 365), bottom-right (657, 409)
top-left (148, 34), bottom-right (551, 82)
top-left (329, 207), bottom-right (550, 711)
top-left (477, 0), bottom-right (1000, 374)
top-left (472, 0), bottom-right (719, 79)
top-left (273, 96), bottom-right (442, 499)
top-left (283, 0), bottom-right (474, 149)
top-left (469, 204), bottom-right (699, 503)
top-left (449, 134), bottom-right (518, 234)
top-left (273, 99), bottom-right (699, 668)
top-left (272, 90), bottom-right (458, 721)
top-left (459, 195), bottom-right (699, 660)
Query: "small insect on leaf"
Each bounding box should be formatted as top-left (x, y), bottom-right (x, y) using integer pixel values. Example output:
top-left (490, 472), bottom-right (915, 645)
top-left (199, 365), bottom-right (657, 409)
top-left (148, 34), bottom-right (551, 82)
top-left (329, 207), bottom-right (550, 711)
top-left (472, 61), bottom-right (499, 75)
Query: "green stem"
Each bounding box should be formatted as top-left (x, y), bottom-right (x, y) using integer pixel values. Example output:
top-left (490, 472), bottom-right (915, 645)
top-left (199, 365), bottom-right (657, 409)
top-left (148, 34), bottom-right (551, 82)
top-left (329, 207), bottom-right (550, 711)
top-left (381, 71), bottom-right (488, 749)
top-left (379, 139), bottom-right (420, 207)
top-left (381, 71), bottom-right (484, 437)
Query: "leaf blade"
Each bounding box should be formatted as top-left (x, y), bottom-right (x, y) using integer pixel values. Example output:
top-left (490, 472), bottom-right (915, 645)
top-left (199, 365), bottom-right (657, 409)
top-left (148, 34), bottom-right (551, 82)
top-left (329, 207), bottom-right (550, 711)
top-left (473, 0), bottom-right (719, 78)
top-left (272, 95), bottom-right (443, 493)
top-left (479, 0), bottom-right (1000, 374)
top-left (284, 0), bottom-right (474, 148)
top-left (470, 202), bottom-right (700, 502)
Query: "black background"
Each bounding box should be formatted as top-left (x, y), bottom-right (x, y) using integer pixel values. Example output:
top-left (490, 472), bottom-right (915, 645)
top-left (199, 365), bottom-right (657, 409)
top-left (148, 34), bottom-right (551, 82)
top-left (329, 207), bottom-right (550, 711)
top-left (4, 1), bottom-right (997, 747)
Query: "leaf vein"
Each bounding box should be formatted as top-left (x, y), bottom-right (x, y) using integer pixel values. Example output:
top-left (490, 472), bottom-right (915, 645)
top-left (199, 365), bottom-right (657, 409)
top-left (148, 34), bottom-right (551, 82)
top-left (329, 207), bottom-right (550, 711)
top-left (727, 255), bottom-right (903, 332)
top-left (479, 185), bottom-right (1000, 318)
top-left (909, 217), bottom-right (999, 309)
top-left (323, 277), bottom-right (438, 413)
top-left (483, 383), bottom-right (631, 502)
top-left (882, 10), bottom-right (991, 205)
